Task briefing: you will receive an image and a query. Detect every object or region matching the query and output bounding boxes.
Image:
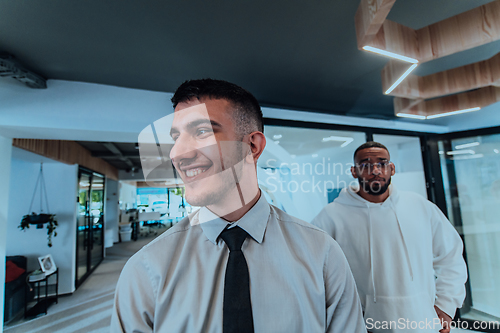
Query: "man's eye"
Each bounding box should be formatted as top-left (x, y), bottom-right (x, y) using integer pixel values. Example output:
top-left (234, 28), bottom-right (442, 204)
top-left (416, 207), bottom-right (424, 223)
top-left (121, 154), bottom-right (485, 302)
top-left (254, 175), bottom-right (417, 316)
top-left (197, 128), bottom-right (212, 136)
top-left (171, 135), bottom-right (179, 142)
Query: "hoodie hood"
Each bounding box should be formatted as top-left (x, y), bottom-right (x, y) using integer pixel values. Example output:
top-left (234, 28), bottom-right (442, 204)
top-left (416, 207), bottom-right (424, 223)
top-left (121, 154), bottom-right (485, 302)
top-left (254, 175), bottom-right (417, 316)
top-left (335, 184), bottom-right (398, 207)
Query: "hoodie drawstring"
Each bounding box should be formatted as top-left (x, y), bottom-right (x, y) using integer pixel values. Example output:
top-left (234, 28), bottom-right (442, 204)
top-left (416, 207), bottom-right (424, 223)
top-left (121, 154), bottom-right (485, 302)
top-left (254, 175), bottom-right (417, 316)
top-left (367, 204), bottom-right (377, 303)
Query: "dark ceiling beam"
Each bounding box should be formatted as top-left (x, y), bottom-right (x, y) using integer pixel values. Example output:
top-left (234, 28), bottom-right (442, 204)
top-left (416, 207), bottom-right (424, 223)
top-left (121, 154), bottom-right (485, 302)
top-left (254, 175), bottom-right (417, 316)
top-left (102, 142), bottom-right (135, 168)
top-left (0, 53), bottom-right (47, 88)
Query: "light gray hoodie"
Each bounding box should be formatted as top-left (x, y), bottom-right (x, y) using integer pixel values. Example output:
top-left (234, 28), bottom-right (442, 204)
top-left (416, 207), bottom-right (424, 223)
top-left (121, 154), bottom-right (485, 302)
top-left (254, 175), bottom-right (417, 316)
top-left (312, 185), bottom-right (467, 333)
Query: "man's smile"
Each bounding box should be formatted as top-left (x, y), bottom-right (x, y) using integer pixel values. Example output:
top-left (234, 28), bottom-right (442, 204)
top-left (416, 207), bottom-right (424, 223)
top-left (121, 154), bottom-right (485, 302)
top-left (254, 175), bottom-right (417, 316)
top-left (179, 163), bottom-right (213, 182)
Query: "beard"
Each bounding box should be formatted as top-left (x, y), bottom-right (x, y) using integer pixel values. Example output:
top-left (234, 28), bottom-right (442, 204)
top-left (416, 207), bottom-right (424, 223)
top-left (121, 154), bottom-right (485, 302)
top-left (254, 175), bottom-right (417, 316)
top-left (359, 177), bottom-right (391, 196)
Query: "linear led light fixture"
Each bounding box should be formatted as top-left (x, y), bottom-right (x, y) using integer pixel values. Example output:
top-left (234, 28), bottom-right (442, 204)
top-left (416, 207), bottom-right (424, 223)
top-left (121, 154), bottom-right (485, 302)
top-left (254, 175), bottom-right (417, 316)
top-left (398, 107), bottom-right (481, 120)
top-left (362, 46), bottom-right (419, 64)
top-left (322, 136), bottom-right (354, 147)
top-left (385, 63), bottom-right (418, 94)
top-left (455, 142), bottom-right (480, 149)
top-left (426, 107), bottom-right (481, 119)
top-left (452, 153), bottom-right (484, 160)
top-left (446, 150), bottom-right (475, 155)
top-left (396, 113), bottom-right (426, 120)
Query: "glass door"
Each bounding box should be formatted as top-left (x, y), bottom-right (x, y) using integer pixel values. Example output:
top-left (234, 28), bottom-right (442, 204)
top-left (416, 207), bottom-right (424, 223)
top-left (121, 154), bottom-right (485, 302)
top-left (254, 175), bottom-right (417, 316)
top-left (372, 134), bottom-right (427, 198)
top-left (438, 134), bottom-right (500, 325)
top-left (76, 169), bottom-right (105, 287)
top-left (90, 173), bottom-right (104, 271)
top-left (77, 172), bottom-right (91, 283)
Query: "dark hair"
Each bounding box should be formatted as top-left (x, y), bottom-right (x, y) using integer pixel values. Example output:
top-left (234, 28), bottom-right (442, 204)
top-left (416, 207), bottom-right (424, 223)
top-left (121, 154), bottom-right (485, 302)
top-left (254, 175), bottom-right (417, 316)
top-left (353, 141), bottom-right (389, 161)
top-left (171, 78), bottom-right (264, 136)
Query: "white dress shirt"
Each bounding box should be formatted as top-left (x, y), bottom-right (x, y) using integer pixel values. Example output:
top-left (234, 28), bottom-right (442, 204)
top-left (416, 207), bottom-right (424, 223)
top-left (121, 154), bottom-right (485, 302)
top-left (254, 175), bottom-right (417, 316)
top-left (111, 193), bottom-right (366, 332)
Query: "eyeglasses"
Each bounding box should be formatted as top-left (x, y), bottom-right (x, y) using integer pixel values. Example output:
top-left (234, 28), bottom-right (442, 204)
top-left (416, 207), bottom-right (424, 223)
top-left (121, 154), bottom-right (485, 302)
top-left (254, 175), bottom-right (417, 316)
top-left (355, 161), bottom-right (392, 173)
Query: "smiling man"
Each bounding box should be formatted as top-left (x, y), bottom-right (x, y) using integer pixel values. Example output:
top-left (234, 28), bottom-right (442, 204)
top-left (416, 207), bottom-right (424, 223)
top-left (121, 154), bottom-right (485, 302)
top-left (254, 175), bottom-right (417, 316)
top-left (312, 142), bottom-right (468, 333)
top-left (110, 79), bottom-right (366, 332)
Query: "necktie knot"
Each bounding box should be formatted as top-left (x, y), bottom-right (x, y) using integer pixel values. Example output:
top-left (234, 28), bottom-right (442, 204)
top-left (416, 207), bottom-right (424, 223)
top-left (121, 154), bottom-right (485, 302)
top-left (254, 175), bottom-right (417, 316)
top-left (220, 226), bottom-right (248, 251)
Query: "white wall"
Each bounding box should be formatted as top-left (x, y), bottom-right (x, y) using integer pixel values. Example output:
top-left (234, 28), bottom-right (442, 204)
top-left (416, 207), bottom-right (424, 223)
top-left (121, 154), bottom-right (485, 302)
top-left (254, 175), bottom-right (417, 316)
top-left (0, 136), bottom-right (13, 328)
top-left (6, 148), bottom-right (78, 295)
top-left (104, 178), bottom-right (120, 245)
top-left (119, 182), bottom-right (137, 210)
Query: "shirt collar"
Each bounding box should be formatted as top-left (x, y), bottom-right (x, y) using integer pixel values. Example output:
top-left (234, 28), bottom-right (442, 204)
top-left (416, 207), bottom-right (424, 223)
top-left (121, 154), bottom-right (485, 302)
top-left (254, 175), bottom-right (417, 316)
top-left (199, 191), bottom-right (270, 245)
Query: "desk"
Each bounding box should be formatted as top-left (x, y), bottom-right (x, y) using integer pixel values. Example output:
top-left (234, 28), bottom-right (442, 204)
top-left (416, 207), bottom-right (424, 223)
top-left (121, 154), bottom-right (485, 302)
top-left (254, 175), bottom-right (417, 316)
top-left (132, 212), bottom-right (162, 240)
top-left (25, 268), bottom-right (59, 318)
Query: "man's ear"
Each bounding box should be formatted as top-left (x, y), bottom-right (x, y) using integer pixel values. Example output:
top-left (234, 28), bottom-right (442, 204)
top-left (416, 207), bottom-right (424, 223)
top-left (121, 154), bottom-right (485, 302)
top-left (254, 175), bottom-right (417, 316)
top-left (390, 162), bottom-right (395, 176)
top-left (245, 131), bottom-right (266, 164)
top-left (351, 166), bottom-right (358, 179)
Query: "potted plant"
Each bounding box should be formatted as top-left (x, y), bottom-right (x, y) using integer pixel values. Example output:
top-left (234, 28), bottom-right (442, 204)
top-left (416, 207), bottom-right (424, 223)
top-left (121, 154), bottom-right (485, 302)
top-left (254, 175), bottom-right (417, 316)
top-left (19, 162), bottom-right (59, 247)
top-left (19, 213), bottom-right (58, 247)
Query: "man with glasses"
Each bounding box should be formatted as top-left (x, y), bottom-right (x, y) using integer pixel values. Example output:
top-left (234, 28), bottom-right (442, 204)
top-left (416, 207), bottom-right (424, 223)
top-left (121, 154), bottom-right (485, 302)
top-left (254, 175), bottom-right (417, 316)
top-left (111, 79), bottom-right (366, 332)
top-left (312, 141), bottom-right (467, 333)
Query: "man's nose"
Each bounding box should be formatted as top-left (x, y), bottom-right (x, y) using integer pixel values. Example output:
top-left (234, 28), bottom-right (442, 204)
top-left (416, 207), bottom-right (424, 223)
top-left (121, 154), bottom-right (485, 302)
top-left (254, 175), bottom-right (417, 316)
top-left (371, 164), bottom-right (382, 175)
top-left (170, 134), bottom-right (197, 163)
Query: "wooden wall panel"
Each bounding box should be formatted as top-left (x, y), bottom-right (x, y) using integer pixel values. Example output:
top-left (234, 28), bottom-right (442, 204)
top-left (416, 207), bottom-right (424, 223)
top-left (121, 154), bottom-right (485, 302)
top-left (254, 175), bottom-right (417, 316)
top-left (417, 1), bottom-right (500, 62)
top-left (369, 20), bottom-right (419, 60)
top-left (355, 0), bottom-right (397, 49)
top-left (12, 139), bottom-right (119, 180)
top-left (381, 60), bottom-right (421, 97)
top-left (387, 53), bottom-right (500, 99)
top-left (365, 1), bottom-right (500, 63)
top-left (395, 86), bottom-right (500, 116)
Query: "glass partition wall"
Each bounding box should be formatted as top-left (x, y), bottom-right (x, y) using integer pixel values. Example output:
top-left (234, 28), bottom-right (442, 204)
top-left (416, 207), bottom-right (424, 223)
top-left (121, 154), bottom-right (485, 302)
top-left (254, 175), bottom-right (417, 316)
top-left (438, 132), bottom-right (500, 326)
top-left (259, 126), bottom-right (366, 221)
top-left (264, 119), bottom-right (500, 331)
top-left (259, 121), bottom-right (428, 222)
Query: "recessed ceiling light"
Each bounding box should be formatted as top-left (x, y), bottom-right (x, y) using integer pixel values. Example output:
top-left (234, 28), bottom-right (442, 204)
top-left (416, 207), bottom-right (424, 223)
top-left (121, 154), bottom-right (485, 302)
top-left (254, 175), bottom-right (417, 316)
top-left (426, 107), bottom-right (480, 119)
top-left (446, 150), bottom-right (475, 155)
top-left (274, 140), bottom-right (280, 144)
top-left (385, 64), bottom-right (418, 94)
top-left (455, 142), bottom-right (479, 149)
top-left (396, 113), bottom-right (426, 120)
top-left (494, 149), bottom-right (499, 154)
top-left (273, 134), bottom-right (282, 140)
top-left (362, 46), bottom-right (418, 64)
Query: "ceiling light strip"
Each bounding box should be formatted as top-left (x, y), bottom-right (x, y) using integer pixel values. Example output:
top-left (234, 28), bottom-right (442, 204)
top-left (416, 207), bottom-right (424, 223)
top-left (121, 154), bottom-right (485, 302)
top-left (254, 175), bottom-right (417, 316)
top-left (455, 142), bottom-right (480, 149)
top-left (362, 46), bottom-right (419, 64)
top-left (426, 107), bottom-right (481, 119)
top-left (385, 64), bottom-right (418, 94)
top-left (446, 150), bottom-right (475, 155)
top-left (396, 113), bottom-right (426, 120)
top-left (397, 107), bottom-right (481, 120)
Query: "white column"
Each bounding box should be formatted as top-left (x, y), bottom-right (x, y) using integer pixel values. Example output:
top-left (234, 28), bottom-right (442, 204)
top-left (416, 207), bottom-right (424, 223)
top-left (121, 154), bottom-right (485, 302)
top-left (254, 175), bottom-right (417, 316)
top-left (0, 136), bottom-right (13, 327)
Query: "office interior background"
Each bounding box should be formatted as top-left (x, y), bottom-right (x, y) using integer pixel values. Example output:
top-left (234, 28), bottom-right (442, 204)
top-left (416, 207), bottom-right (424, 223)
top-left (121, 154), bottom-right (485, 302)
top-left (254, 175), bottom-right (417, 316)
top-left (1, 0), bottom-right (500, 331)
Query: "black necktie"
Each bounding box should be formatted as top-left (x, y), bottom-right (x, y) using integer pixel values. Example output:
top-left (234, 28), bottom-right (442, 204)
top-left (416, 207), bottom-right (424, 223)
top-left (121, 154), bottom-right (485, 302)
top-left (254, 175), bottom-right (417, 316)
top-left (220, 226), bottom-right (254, 333)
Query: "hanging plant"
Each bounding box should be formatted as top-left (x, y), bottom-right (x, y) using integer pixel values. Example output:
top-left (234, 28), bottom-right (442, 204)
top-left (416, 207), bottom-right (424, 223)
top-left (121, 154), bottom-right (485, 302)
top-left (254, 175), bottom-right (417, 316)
top-left (19, 213), bottom-right (58, 247)
top-left (18, 162), bottom-right (58, 247)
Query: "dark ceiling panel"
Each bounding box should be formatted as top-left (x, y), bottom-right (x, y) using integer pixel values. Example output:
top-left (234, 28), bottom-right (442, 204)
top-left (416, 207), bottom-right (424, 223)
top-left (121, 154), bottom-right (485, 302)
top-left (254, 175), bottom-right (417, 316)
top-left (0, 0), bottom-right (494, 121)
